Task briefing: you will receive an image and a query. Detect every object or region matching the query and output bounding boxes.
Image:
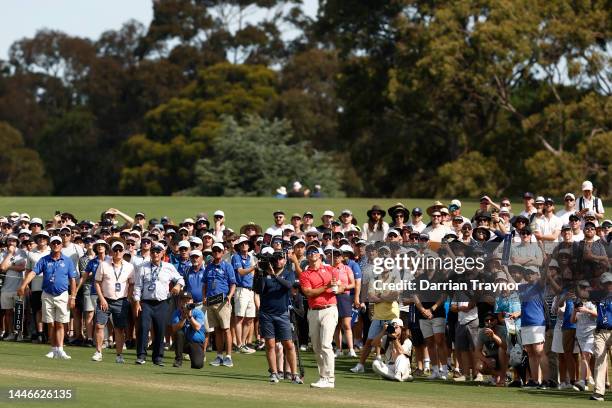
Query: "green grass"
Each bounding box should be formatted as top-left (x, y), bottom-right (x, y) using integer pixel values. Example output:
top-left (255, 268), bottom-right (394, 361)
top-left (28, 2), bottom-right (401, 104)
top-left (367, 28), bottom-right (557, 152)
top-left (0, 342), bottom-right (606, 407)
top-left (2, 196), bottom-right (609, 230)
top-left (0, 197), bottom-right (482, 230)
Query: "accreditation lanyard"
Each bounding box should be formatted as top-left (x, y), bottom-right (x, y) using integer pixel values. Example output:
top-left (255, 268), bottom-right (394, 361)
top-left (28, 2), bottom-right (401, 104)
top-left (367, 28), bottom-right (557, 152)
top-left (112, 262), bottom-right (124, 293)
top-left (148, 264), bottom-right (161, 292)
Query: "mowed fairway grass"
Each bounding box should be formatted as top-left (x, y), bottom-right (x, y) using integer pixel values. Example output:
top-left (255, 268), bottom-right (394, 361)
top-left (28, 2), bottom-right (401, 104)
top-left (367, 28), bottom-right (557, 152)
top-left (0, 342), bottom-right (605, 408)
top-left (0, 197), bottom-right (484, 229)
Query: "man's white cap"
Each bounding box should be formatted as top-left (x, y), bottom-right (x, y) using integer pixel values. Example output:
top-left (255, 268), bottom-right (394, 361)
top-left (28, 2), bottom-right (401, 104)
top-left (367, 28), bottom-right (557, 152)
top-left (18, 229), bottom-right (31, 236)
top-left (322, 210), bottom-right (335, 217)
top-left (153, 242), bottom-right (166, 251)
top-left (261, 247), bottom-right (274, 256)
top-left (234, 235), bottom-right (249, 246)
top-left (111, 241), bottom-right (125, 250)
top-left (178, 240), bottom-right (191, 249)
top-left (189, 236), bottom-right (203, 245)
top-left (9, 212), bottom-right (19, 219)
top-left (283, 225), bottom-right (295, 232)
top-left (535, 196), bottom-right (545, 204)
top-left (602, 219), bottom-right (612, 227)
top-left (189, 249), bottom-right (203, 258)
top-left (293, 239), bottom-right (306, 247)
top-left (390, 318), bottom-right (404, 327)
top-left (499, 207), bottom-right (510, 214)
top-left (323, 245), bottom-right (338, 253)
top-left (34, 231), bottom-right (50, 240)
top-left (20, 213), bottom-right (30, 220)
top-left (600, 272), bottom-right (612, 284)
top-left (305, 227), bottom-right (320, 236)
top-left (182, 218), bottom-right (195, 224)
top-left (339, 244), bottom-right (353, 253)
top-left (50, 236), bottom-right (62, 244)
top-left (450, 199), bottom-right (462, 208)
top-left (130, 230), bottom-right (142, 238)
top-left (202, 231), bottom-right (214, 238)
top-left (214, 210), bottom-right (225, 217)
top-left (564, 192), bottom-right (575, 200)
top-left (582, 180), bottom-right (593, 191)
top-left (293, 181), bottom-right (302, 190)
top-left (212, 242), bottom-right (224, 251)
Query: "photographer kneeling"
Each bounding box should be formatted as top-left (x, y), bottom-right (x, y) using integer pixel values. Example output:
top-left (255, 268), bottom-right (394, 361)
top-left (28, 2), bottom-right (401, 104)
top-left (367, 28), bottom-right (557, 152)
top-left (254, 247), bottom-right (303, 384)
top-left (371, 318), bottom-right (413, 382)
top-left (171, 291), bottom-right (206, 369)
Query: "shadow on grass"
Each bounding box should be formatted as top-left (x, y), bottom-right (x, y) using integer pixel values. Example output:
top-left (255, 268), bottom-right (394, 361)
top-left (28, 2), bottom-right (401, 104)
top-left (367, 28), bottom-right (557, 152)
top-left (155, 370), bottom-right (270, 383)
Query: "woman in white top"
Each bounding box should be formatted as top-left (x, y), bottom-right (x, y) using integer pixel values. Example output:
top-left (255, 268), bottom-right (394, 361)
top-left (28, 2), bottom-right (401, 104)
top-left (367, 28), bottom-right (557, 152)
top-left (362, 205), bottom-right (389, 242)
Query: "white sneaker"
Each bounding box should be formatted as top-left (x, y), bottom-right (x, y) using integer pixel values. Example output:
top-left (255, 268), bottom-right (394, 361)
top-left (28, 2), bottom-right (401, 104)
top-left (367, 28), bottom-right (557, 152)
top-left (348, 349), bottom-right (358, 358)
top-left (349, 363), bottom-right (364, 373)
top-left (300, 345), bottom-right (307, 352)
top-left (222, 356), bottom-right (234, 367)
top-left (5, 332), bottom-right (16, 341)
top-left (92, 351), bottom-right (103, 362)
top-left (474, 373), bottom-right (484, 382)
top-left (116, 355), bottom-right (125, 364)
top-left (310, 377), bottom-right (334, 388)
top-left (45, 349), bottom-right (56, 359)
top-left (56, 350), bottom-right (71, 360)
top-left (427, 371), bottom-right (440, 380)
top-left (334, 349), bottom-right (342, 358)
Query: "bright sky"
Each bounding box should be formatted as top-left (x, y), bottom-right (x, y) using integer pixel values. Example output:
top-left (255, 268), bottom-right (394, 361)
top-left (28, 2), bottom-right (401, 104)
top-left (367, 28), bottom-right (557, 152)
top-left (0, 0), bottom-right (318, 60)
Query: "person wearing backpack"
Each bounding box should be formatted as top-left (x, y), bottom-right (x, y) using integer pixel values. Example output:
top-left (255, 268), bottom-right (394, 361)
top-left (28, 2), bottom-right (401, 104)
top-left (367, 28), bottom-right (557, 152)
top-left (577, 181), bottom-right (604, 222)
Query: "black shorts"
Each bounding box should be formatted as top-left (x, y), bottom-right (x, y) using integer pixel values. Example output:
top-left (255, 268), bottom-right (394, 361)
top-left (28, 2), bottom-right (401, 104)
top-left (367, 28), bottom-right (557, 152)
top-left (336, 293), bottom-right (352, 318)
top-left (409, 320), bottom-right (425, 347)
top-left (30, 291), bottom-right (42, 313)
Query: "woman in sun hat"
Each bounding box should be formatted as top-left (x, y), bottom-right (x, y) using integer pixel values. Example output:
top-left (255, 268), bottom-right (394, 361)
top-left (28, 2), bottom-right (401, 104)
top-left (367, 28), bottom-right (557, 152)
top-left (388, 203), bottom-right (410, 229)
top-left (361, 205), bottom-right (389, 242)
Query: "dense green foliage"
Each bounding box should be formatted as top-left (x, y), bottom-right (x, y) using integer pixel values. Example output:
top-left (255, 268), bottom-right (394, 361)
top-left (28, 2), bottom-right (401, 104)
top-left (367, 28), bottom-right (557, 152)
top-left (0, 0), bottom-right (609, 197)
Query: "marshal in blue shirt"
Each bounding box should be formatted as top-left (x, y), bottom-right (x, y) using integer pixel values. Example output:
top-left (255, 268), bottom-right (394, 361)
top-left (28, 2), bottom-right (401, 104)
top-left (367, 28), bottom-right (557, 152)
top-left (34, 254), bottom-right (78, 296)
top-left (231, 253), bottom-right (254, 288)
top-left (184, 265), bottom-right (206, 303)
top-left (203, 260), bottom-right (236, 298)
top-left (171, 308), bottom-right (206, 343)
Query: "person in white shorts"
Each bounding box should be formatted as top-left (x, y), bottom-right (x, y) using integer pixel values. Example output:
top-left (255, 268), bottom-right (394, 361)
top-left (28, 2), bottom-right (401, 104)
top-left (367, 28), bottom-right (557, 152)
top-left (0, 234), bottom-right (28, 340)
top-left (230, 235), bottom-right (257, 353)
top-left (18, 236), bottom-right (77, 359)
top-left (571, 281), bottom-right (598, 390)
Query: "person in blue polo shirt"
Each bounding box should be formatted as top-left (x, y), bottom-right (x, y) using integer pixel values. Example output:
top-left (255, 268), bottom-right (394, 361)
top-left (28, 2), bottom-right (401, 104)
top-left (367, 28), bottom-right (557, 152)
top-left (590, 272), bottom-right (612, 401)
top-left (18, 235), bottom-right (78, 360)
top-left (203, 242), bottom-right (236, 367)
top-left (172, 240), bottom-right (192, 277)
top-left (172, 291), bottom-right (206, 369)
top-left (183, 249), bottom-right (210, 357)
top-left (231, 235), bottom-right (257, 354)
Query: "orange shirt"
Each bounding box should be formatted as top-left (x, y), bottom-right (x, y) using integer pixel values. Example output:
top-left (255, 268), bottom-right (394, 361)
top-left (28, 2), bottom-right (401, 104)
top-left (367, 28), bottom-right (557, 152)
top-left (300, 263), bottom-right (337, 309)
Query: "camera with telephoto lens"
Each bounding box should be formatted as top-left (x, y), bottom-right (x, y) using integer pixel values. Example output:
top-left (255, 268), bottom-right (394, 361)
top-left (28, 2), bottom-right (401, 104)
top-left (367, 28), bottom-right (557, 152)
top-left (183, 302), bottom-right (201, 311)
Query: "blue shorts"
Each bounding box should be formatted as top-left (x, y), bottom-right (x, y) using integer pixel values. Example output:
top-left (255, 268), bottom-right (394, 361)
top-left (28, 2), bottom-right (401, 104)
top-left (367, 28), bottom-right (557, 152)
top-left (259, 311), bottom-right (292, 342)
top-left (95, 298), bottom-right (129, 328)
top-left (336, 293), bottom-right (353, 318)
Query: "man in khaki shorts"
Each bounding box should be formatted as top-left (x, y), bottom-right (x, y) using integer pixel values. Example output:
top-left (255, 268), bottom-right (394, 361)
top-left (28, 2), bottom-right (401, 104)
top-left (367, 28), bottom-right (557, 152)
top-left (18, 236), bottom-right (77, 359)
top-left (203, 242), bottom-right (236, 367)
top-left (231, 235), bottom-right (257, 353)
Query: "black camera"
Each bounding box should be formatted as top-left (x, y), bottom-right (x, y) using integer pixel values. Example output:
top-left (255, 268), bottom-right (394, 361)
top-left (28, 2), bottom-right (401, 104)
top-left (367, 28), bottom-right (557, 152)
top-left (183, 303), bottom-right (197, 311)
top-left (386, 323), bottom-right (397, 336)
top-left (574, 300), bottom-right (583, 309)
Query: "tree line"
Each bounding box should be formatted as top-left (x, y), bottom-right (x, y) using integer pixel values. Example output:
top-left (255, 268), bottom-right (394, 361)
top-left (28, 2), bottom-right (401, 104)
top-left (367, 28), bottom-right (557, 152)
top-left (0, 0), bottom-right (609, 197)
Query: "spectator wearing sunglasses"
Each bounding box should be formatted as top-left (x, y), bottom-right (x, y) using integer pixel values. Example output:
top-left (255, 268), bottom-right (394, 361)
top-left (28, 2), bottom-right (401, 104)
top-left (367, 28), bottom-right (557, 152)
top-left (18, 236), bottom-right (78, 360)
top-left (556, 193), bottom-right (578, 225)
top-left (92, 239), bottom-right (135, 363)
top-left (133, 242), bottom-right (184, 366)
top-left (212, 210), bottom-right (228, 241)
